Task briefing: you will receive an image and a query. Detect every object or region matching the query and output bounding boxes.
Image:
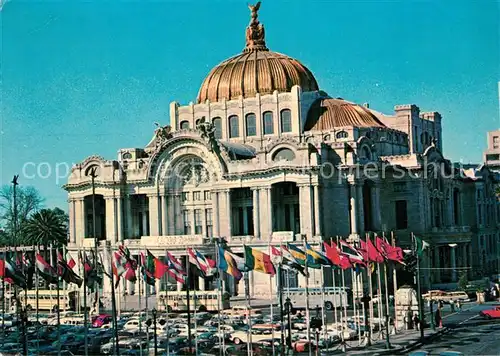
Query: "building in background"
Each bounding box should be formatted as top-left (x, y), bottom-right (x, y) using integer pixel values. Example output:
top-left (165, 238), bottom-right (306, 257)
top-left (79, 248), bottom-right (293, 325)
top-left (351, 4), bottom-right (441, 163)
top-left (484, 129), bottom-right (500, 172)
top-left (64, 4), bottom-right (499, 299)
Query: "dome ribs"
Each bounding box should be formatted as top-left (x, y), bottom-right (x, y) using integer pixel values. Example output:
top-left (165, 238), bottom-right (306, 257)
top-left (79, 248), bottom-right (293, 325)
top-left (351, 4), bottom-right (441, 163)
top-left (304, 98), bottom-right (386, 132)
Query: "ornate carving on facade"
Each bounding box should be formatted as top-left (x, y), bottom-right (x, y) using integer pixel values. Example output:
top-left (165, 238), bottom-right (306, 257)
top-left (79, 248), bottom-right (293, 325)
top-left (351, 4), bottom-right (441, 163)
top-left (153, 123), bottom-right (173, 151)
top-left (196, 117), bottom-right (218, 152)
top-left (80, 155), bottom-right (106, 167)
top-left (265, 136), bottom-right (301, 153)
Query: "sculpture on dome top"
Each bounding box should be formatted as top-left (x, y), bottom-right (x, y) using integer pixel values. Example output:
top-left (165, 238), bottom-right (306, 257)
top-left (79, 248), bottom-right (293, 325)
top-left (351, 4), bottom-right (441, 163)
top-left (244, 2), bottom-right (267, 52)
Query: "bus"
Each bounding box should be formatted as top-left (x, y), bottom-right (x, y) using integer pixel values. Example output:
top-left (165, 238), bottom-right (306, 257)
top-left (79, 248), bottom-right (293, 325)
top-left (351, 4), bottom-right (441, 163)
top-left (18, 289), bottom-right (80, 312)
top-left (286, 287), bottom-right (352, 310)
top-left (157, 290), bottom-right (230, 312)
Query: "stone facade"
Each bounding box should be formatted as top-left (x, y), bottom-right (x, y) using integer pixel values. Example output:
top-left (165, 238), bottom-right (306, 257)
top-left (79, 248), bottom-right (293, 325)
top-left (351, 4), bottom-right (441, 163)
top-left (64, 5), bottom-right (499, 298)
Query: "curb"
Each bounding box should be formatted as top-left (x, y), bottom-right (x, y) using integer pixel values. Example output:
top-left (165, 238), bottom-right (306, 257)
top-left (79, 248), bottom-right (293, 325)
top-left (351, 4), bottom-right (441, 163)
top-left (399, 327), bottom-right (450, 353)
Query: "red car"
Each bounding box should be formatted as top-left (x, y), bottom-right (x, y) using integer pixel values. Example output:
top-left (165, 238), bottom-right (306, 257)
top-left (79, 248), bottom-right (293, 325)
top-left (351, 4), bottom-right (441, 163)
top-left (479, 306), bottom-right (500, 319)
top-left (92, 314), bottom-right (112, 327)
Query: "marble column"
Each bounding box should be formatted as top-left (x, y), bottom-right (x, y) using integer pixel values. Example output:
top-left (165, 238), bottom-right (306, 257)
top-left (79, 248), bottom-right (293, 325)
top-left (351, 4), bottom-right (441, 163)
top-left (371, 182), bottom-right (382, 231)
top-left (105, 197), bottom-right (116, 243)
top-left (252, 188), bottom-right (260, 239)
top-left (116, 197), bottom-right (123, 242)
top-left (148, 195), bottom-right (160, 236)
top-left (349, 183), bottom-right (358, 235)
top-left (313, 185), bottom-right (321, 237)
top-left (226, 190), bottom-right (232, 237)
top-left (202, 207), bottom-right (207, 238)
top-left (356, 183), bottom-right (365, 233)
top-left (433, 246), bottom-right (441, 283)
top-left (125, 195), bottom-right (133, 239)
top-left (266, 187), bottom-right (273, 239)
top-left (190, 208), bottom-right (196, 235)
top-left (242, 207), bottom-right (249, 235)
top-left (68, 199), bottom-right (76, 244)
top-left (161, 194), bottom-right (168, 235)
top-left (451, 246), bottom-right (457, 282)
top-left (79, 198), bottom-right (86, 240)
top-left (212, 191), bottom-right (220, 237)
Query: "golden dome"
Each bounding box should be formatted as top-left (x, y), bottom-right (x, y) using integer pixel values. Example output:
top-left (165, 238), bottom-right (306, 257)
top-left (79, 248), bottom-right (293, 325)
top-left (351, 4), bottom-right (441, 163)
top-left (304, 98), bottom-right (386, 131)
top-left (197, 3), bottom-right (319, 104)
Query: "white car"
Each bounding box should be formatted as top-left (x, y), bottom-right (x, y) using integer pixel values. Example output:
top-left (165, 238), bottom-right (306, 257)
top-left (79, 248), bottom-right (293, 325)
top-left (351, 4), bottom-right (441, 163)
top-left (229, 330), bottom-right (276, 345)
top-left (123, 318), bottom-right (148, 331)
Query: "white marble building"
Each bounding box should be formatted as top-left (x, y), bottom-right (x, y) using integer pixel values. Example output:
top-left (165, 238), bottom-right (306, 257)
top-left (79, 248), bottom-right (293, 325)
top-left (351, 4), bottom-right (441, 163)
top-left (64, 4), bottom-right (499, 297)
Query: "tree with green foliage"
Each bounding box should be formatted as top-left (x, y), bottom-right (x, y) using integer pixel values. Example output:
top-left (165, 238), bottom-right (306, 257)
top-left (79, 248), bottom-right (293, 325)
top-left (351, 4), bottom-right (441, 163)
top-left (458, 271), bottom-right (468, 291)
top-left (23, 209), bottom-right (68, 248)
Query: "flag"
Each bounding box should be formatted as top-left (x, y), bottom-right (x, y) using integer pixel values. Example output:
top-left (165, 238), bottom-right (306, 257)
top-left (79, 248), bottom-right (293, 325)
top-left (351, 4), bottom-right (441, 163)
top-left (166, 260), bottom-right (187, 284)
top-left (140, 252), bottom-right (156, 286)
top-left (2, 256), bottom-right (26, 288)
top-left (118, 246), bottom-right (137, 283)
top-left (145, 250), bottom-right (168, 280)
top-left (57, 252), bottom-right (83, 287)
top-left (79, 250), bottom-right (101, 291)
top-left (244, 245), bottom-right (275, 275)
top-left (360, 238), bottom-right (384, 263)
top-left (167, 252), bottom-right (187, 275)
top-left (187, 248), bottom-right (216, 278)
top-left (414, 235), bottom-right (429, 257)
top-left (35, 253), bottom-right (58, 284)
top-left (323, 241), bottom-right (341, 266)
top-left (271, 246), bottom-right (306, 276)
top-left (112, 251), bottom-right (128, 279)
top-left (338, 240), bottom-right (364, 264)
top-left (375, 236), bottom-right (404, 264)
top-left (286, 244), bottom-right (321, 269)
top-left (217, 245), bottom-right (242, 280)
top-left (305, 243), bottom-right (331, 266)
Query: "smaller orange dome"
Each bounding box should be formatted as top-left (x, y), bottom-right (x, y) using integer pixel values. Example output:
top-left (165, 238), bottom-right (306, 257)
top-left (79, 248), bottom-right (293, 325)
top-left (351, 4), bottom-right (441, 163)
top-left (304, 98), bottom-right (386, 131)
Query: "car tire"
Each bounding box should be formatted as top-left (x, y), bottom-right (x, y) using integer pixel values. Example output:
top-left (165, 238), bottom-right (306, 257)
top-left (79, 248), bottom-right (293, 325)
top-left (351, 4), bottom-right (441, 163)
top-left (325, 302), bottom-right (333, 311)
top-left (233, 338), bottom-right (242, 345)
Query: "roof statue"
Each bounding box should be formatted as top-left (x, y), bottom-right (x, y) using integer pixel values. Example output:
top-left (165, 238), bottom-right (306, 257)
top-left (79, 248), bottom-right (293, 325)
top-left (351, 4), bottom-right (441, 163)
top-left (196, 117), bottom-right (218, 152)
top-left (244, 1), bottom-right (267, 52)
top-left (153, 122), bottom-right (172, 150)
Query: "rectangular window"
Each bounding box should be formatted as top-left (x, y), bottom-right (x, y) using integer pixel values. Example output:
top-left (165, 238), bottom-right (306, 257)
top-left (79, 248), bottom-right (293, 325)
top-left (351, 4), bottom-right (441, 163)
top-left (486, 154), bottom-right (500, 161)
top-left (194, 209), bottom-right (202, 234)
top-left (493, 136), bottom-right (499, 148)
top-left (183, 210), bottom-right (191, 235)
top-left (205, 209), bottom-right (213, 238)
top-left (395, 200), bottom-right (408, 230)
top-left (204, 191), bottom-right (211, 201)
top-left (182, 192), bottom-right (189, 201)
top-left (193, 191), bottom-right (201, 201)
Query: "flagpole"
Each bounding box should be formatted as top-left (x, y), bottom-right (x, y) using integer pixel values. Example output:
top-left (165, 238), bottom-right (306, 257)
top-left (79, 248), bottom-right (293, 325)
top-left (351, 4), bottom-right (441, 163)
top-left (57, 263), bottom-right (61, 355)
top-left (215, 242), bottom-right (222, 356)
top-left (185, 255), bottom-right (193, 354)
top-left (138, 252), bottom-right (143, 356)
top-left (109, 246), bottom-right (120, 356)
top-left (82, 248), bottom-right (89, 356)
top-left (193, 261), bottom-right (198, 355)
top-left (35, 245), bottom-right (40, 353)
top-left (164, 248), bottom-right (170, 356)
top-left (412, 233), bottom-right (424, 342)
top-left (355, 268), bottom-right (362, 346)
top-left (366, 234), bottom-right (374, 340)
top-left (243, 246), bottom-right (252, 356)
top-left (376, 261), bottom-right (383, 339)
top-left (320, 265), bottom-right (326, 346)
top-left (268, 242), bottom-right (275, 356)
top-left (359, 268), bottom-right (367, 345)
top-left (331, 265), bottom-right (338, 326)
top-left (391, 232), bottom-right (399, 332)
top-left (381, 234), bottom-right (390, 320)
top-left (1, 248), bottom-right (5, 348)
top-left (145, 259), bottom-right (150, 356)
top-left (335, 237), bottom-right (346, 352)
top-left (302, 235), bottom-right (312, 356)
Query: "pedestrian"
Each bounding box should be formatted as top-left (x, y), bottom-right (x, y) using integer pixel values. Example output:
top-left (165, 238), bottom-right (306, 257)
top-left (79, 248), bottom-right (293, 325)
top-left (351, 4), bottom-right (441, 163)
top-left (456, 300), bottom-right (461, 312)
top-left (450, 300), bottom-right (455, 313)
top-left (435, 307), bottom-right (442, 328)
top-left (413, 314), bottom-right (420, 331)
top-left (405, 307), bottom-right (413, 330)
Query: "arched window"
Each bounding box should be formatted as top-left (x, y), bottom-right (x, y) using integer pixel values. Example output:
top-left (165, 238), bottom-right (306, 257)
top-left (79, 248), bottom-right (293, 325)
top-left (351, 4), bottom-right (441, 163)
top-left (229, 115), bottom-right (239, 138)
top-left (245, 113), bottom-right (256, 136)
top-left (263, 111), bottom-right (274, 135)
top-left (336, 131), bottom-right (348, 139)
top-left (272, 148), bottom-right (296, 162)
top-left (180, 121), bottom-right (190, 130)
top-left (122, 152), bottom-right (132, 160)
top-left (212, 117), bottom-right (222, 139)
top-left (280, 109), bottom-right (292, 133)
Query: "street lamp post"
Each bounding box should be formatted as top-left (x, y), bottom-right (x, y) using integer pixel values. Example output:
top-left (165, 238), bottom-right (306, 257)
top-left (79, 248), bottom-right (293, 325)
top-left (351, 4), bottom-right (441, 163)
top-left (285, 297), bottom-right (292, 349)
top-left (89, 167), bottom-right (99, 315)
top-left (152, 308), bottom-right (158, 356)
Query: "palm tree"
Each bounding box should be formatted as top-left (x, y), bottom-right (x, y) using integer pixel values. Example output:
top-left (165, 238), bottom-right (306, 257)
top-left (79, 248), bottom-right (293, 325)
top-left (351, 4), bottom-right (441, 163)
top-left (23, 208), bottom-right (68, 255)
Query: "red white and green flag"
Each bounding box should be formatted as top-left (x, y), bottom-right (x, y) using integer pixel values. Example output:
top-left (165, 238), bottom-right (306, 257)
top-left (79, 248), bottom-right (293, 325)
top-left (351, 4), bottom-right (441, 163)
top-left (35, 253), bottom-right (58, 284)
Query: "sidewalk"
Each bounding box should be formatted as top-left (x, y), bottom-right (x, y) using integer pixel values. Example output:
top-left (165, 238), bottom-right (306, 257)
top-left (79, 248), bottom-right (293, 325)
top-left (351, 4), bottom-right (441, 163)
top-left (328, 327), bottom-right (449, 355)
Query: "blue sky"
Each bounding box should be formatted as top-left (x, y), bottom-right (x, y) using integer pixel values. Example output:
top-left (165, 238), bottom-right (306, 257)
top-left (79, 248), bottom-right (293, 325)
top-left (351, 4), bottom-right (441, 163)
top-left (1, 0), bottom-right (499, 211)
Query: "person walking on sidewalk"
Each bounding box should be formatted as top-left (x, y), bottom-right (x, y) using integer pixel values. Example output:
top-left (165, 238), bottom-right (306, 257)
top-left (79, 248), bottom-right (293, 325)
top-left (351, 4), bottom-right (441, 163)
top-left (413, 314), bottom-right (420, 331)
top-left (450, 300), bottom-right (455, 313)
top-left (456, 300), bottom-right (461, 312)
top-left (435, 307), bottom-right (442, 328)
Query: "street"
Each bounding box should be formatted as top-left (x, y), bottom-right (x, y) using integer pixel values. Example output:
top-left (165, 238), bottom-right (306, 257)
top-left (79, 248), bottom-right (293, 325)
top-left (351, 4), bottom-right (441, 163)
top-left (408, 302), bottom-right (500, 355)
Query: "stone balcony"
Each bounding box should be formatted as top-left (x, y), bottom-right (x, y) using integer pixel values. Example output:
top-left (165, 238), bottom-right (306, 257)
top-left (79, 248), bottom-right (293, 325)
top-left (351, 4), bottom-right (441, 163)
top-left (426, 225), bottom-right (472, 244)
